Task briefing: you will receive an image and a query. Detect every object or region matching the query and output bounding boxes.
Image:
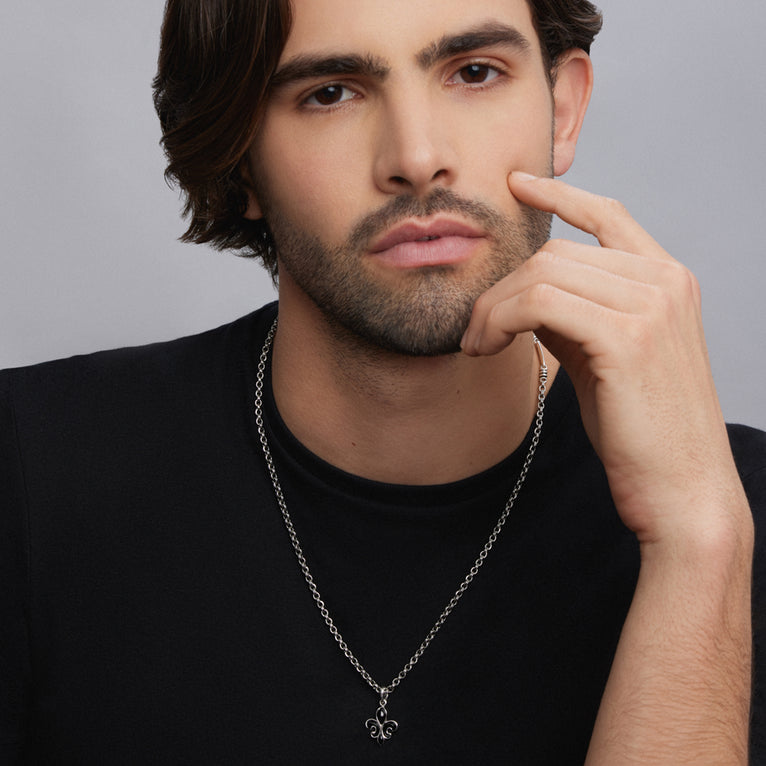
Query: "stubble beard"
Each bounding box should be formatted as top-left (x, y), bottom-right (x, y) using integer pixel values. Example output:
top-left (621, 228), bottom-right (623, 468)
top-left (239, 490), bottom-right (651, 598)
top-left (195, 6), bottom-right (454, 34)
top-left (264, 187), bottom-right (552, 357)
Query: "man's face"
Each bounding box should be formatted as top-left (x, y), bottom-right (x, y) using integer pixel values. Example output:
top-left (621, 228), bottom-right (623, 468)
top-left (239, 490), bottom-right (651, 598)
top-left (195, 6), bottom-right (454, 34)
top-left (248, 0), bottom-right (557, 355)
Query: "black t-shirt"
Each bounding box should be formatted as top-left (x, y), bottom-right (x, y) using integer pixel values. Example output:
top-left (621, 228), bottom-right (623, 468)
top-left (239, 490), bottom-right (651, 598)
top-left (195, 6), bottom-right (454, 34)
top-left (2, 302), bottom-right (766, 764)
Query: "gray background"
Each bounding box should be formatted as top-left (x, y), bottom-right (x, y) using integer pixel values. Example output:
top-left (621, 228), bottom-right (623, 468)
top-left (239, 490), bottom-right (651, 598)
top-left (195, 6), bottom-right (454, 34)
top-left (1, 2), bottom-right (764, 428)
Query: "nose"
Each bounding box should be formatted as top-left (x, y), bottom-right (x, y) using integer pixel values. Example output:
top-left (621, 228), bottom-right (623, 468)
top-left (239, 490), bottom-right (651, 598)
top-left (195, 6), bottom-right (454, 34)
top-left (372, 90), bottom-right (457, 197)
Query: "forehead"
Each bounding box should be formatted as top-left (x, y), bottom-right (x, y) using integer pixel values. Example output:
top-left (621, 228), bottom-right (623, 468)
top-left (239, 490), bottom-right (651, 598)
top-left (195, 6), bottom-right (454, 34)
top-left (280, 0), bottom-right (541, 64)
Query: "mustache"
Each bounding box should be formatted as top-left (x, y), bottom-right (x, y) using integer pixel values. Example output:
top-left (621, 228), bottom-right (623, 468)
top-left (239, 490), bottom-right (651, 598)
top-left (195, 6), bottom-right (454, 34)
top-left (347, 188), bottom-right (512, 251)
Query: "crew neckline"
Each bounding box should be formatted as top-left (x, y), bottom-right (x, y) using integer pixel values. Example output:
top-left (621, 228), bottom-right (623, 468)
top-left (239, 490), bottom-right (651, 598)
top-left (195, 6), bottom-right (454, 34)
top-left (243, 303), bottom-right (576, 510)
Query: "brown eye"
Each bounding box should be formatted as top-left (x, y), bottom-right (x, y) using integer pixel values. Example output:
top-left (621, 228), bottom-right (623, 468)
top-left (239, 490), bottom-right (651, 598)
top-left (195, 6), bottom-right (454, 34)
top-left (306, 85), bottom-right (352, 107)
top-left (454, 64), bottom-right (500, 85)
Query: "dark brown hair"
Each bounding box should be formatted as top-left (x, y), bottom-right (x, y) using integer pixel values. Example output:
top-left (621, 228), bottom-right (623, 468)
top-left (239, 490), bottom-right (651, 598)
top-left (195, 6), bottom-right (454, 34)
top-left (528, 0), bottom-right (603, 75)
top-left (153, 0), bottom-right (602, 277)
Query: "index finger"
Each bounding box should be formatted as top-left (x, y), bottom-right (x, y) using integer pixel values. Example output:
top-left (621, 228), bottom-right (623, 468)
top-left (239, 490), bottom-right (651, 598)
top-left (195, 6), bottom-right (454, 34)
top-left (508, 172), bottom-right (670, 260)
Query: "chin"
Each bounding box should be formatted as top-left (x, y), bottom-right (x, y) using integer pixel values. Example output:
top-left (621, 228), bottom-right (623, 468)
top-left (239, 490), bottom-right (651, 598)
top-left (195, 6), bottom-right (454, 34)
top-left (324, 289), bottom-right (474, 358)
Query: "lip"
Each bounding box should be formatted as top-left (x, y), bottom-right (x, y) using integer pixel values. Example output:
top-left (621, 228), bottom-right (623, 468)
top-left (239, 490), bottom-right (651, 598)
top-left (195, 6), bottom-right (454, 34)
top-left (370, 218), bottom-right (485, 254)
top-left (368, 218), bottom-right (486, 269)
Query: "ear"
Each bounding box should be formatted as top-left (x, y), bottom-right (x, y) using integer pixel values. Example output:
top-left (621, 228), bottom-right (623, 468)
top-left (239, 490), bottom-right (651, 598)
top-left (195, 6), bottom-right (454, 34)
top-left (239, 155), bottom-right (264, 220)
top-left (551, 49), bottom-right (594, 177)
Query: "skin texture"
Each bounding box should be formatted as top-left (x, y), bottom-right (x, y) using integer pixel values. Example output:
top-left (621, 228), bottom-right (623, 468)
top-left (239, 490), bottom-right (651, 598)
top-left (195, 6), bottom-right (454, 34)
top-left (246, 0), bottom-right (566, 359)
top-left (245, 0), bottom-right (754, 761)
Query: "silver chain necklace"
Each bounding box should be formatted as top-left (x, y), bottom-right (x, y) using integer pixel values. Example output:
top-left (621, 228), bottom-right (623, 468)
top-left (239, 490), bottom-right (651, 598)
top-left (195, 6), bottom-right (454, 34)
top-left (254, 318), bottom-right (548, 743)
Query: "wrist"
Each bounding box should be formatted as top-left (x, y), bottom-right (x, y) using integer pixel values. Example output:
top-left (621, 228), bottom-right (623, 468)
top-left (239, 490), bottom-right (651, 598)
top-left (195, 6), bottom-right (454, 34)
top-left (637, 500), bottom-right (753, 587)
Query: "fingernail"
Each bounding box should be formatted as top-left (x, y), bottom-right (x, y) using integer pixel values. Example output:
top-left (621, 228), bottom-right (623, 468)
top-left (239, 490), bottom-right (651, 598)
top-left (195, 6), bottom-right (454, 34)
top-left (512, 171), bottom-right (538, 182)
top-left (460, 331), bottom-right (480, 356)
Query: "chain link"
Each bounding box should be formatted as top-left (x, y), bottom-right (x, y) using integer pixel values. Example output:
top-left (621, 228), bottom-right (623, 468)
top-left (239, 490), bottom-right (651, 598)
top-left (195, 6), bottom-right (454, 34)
top-left (254, 318), bottom-right (547, 699)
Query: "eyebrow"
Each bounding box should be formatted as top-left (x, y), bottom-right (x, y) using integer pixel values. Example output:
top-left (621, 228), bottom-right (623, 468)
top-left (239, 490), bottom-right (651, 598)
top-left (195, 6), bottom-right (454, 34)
top-left (416, 22), bottom-right (533, 70)
top-left (270, 54), bottom-right (390, 90)
top-left (269, 21), bottom-right (532, 91)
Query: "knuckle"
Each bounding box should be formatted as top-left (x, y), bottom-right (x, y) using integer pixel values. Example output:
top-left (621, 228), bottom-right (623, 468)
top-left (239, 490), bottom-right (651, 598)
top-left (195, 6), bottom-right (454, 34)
top-left (484, 301), bottom-right (500, 327)
top-left (688, 272), bottom-right (702, 305)
top-left (601, 196), bottom-right (627, 218)
top-left (472, 290), bottom-right (494, 315)
top-left (485, 301), bottom-right (510, 336)
top-left (525, 282), bottom-right (557, 311)
top-left (594, 197), bottom-right (629, 239)
top-left (664, 261), bottom-right (702, 304)
top-left (545, 238), bottom-right (568, 252)
top-left (681, 267), bottom-right (702, 304)
top-left (642, 280), bottom-right (676, 325)
top-left (532, 249), bottom-right (559, 271)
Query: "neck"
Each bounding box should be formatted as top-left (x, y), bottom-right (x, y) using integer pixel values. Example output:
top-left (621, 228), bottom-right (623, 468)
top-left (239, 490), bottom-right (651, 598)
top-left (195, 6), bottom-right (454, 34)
top-left (271, 285), bottom-right (557, 485)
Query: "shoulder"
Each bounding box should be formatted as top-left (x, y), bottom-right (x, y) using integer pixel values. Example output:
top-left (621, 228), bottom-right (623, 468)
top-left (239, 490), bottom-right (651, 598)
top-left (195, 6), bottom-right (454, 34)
top-left (0, 305), bottom-right (275, 414)
top-left (0, 305), bottom-right (277, 468)
top-left (0, 307), bottom-right (268, 387)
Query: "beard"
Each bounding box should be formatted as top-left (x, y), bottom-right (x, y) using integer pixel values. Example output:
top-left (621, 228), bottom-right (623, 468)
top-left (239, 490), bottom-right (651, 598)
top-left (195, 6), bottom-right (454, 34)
top-left (263, 186), bottom-right (552, 357)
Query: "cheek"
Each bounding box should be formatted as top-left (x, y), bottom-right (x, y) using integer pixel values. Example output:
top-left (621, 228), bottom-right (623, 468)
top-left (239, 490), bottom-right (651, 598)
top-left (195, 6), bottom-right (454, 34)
top-left (479, 92), bottom-right (553, 168)
top-left (460, 122), bottom-right (551, 210)
top-left (256, 127), bottom-right (360, 241)
top-left (452, 81), bottom-right (553, 198)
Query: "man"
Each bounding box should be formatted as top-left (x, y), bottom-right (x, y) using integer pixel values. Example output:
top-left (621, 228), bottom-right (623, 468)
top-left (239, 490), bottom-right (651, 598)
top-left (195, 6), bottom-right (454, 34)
top-left (1, 0), bottom-right (764, 763)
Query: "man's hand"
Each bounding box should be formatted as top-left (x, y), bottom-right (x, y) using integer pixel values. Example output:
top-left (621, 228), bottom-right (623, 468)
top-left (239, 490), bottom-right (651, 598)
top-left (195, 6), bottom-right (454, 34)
top-left (461, 171), bottom-right (746, 547)
top-left (461, 172), bottom-right (753, 764)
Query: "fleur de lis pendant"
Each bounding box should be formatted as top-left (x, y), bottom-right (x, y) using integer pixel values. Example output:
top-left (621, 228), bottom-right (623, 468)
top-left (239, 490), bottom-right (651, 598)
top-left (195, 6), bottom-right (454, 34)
top-left (365, 693), bottom-right (398, 743)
